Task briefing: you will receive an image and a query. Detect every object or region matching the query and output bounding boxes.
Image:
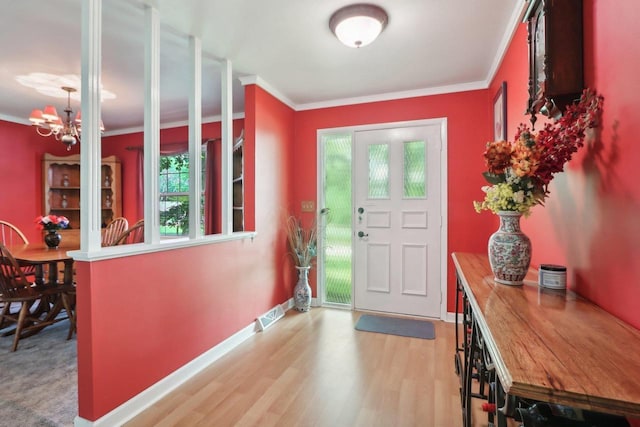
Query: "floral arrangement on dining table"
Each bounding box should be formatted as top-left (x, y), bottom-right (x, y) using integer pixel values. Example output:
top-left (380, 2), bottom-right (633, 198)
top-left (473, 88), bottom-right (604, 216)
top-left (35, 214), bottom-right (70, 231)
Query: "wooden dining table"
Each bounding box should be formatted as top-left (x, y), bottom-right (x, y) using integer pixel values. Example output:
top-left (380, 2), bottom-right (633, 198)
top-left (7, 243), bottom-right (77, 286)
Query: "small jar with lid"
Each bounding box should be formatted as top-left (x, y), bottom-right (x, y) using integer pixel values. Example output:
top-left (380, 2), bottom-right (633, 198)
top-left (539, 264), bottom-right (567, 290)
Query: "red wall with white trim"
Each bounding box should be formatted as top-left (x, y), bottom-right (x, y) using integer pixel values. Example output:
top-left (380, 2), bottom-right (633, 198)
top-left (293, 91), bottom-right (495, 312)
top-left (75, 85), bottom-right (295, 420)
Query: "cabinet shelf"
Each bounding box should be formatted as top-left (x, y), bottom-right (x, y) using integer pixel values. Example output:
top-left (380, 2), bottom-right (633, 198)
top-left (232, 131), bottom-right (244, 232)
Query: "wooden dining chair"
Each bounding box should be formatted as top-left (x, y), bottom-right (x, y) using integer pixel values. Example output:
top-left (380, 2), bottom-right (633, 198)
top-left (0, 243), bottom-right (76, 349)
top-left (102, 217), bottom-right (129, 246)
top-left (113, 219), bottom-right (144, 245)
top-left (0, 220), bottom-right (29, 246)
top-left (0, 220), bottom-right (37, 280)
top-left (0, 243), bottom-right (75, 351)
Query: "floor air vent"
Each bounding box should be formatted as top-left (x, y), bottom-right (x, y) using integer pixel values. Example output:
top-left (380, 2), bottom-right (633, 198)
top-left (257, 305), bottom-right (285, 331)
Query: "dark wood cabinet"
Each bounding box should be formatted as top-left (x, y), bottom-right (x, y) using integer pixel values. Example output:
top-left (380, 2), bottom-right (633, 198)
top-left (525, 0), bottom-right (583, 126)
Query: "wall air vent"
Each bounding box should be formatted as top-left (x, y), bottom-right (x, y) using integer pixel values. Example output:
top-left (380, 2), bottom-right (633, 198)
top-left (256, 305), bottom-right (285, 331)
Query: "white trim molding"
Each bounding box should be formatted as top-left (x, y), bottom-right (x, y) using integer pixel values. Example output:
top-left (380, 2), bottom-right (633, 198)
top-left (238, 75), bottom-right (296, 110)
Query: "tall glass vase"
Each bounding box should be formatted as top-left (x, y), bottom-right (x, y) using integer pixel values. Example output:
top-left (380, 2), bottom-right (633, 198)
top-left (488, 211), bottom-right (531, 286)
top-left (294, 266), bottom-right (312, 312)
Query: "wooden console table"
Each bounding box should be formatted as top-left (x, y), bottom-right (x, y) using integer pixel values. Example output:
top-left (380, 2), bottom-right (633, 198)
top-left (452, 252), bottom-right (640, 427)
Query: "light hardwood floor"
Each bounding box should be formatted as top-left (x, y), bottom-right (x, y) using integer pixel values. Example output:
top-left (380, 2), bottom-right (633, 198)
top-left (125, 308), bottom-right (492, 427)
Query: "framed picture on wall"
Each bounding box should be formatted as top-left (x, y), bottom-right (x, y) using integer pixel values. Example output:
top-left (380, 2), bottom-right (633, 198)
top-left (493, 81), bottom-right (507, 141)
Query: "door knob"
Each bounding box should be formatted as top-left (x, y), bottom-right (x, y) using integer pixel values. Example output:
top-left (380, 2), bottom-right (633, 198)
top-left (357, 231), bottom-right (368, 238)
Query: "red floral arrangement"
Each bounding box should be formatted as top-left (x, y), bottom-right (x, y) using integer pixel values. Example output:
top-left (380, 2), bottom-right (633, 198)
top-left (35, 214), bottom-right (70, 231)
top-left (474, 88), bottom-right (604, 215)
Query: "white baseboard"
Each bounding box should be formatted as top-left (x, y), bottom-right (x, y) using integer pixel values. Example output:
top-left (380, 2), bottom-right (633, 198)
top-left (283, 297), bottom-right (295, 310)
top-left (445, 311), bottom-right (460, 323)
top-left (75, 298), bottom-right (295, 427)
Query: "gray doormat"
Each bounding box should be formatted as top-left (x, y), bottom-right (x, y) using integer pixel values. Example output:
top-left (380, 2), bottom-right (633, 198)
top-left (355, 314), bottom-right (435, 339)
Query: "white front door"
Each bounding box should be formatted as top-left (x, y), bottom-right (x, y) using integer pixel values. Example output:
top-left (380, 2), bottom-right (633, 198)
top-left (353, 122), bottom-right (443, 318)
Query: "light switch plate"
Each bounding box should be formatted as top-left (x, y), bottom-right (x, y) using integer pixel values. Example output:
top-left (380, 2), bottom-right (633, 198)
top-left (301, 201), bottom-right (315, 212)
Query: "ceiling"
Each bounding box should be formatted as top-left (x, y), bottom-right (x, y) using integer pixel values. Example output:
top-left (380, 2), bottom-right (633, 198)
top-left (0, 0), bottom-right (525, 134)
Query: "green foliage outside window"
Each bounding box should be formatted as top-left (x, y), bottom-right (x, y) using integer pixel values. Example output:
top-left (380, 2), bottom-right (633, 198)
top-left (159, 154), bottom-right (189, 236)
top-left (159, 153), bottom-right (204, 236)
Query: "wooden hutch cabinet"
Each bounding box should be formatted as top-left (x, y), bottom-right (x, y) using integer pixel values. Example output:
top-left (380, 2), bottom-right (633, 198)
top-left (42, 153), bottom-right (122, 242)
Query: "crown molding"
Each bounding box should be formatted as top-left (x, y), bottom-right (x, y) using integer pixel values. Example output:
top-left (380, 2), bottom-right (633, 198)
top-left (295, 81), bottom-right (488, 111)
top-left (241, 75), bottom-right (489, 112)
top-left (103, 112), bottom-right (246, 137)
top-left (238, 75), bottom-right (296, 110)
top-left (0, 113), bottom-right (31, 126)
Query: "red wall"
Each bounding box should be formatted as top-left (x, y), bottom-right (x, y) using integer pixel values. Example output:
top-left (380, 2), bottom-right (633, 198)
top-left (0, 120), bottom-right (85, 243)
top-left (490, 0), bottom-right (640, 329)
top-left (76, 86), bottom-right (295, 420)
top-left (293, 91), bottom-right (495, 311)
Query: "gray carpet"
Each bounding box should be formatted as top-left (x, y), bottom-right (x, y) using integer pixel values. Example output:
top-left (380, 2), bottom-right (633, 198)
top-left (0, 314), bottom-right (77, 427)
top-left (355, 314), bottom-right (436, 339)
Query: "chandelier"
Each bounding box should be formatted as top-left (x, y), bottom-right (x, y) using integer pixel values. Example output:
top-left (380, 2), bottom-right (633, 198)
top-left (28, 86), bottom-right (104, 151)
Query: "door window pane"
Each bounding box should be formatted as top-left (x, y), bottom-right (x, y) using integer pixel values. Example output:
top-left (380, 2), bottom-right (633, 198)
top-left (403, 140), bottom-right (426, 198)
top-left (322, 133), bottom-right (352, 305)
top-left (368, 144), bottom-right (389, 199)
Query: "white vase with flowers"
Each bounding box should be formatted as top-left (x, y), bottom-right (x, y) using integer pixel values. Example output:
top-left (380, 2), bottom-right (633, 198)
top-left (474, 89), bottom-right (603, 285)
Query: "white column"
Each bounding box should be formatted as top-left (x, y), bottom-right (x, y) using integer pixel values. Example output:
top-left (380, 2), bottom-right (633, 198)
top-left (144, 4), bottom-right (160, 244)
top-left (188, 36), bottom-right (202, 239)
top-left (221, 59), bottom-right (232, 234)
top-left (80, 0), bottom-right (103, 252)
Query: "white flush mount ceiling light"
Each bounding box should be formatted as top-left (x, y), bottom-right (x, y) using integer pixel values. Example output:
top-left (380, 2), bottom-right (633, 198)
top-left (329, 3), bottom-right (388, 48)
